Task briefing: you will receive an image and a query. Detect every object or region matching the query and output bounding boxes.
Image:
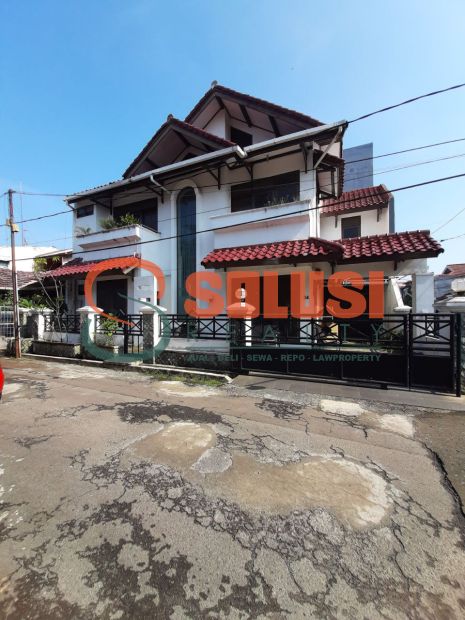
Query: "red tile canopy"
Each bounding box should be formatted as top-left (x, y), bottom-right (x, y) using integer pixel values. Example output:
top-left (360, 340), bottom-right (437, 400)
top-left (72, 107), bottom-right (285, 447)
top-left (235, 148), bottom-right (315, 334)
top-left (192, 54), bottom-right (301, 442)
top-left (320, 185), bottom-right (392, 216)
top-left (202, 238), bottom-right (344, 268)
top-left (43, 256), bottom-right (138, 278)
top-left (201, 231), bottom-right (443, 268)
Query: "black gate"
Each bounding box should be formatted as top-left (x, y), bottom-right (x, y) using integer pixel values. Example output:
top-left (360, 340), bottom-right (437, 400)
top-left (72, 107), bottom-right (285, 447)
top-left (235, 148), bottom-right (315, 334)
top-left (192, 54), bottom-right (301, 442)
top-left (95, 314), bottom-right (144, 354)
top-left (230, 313), bottom-right (462, 395)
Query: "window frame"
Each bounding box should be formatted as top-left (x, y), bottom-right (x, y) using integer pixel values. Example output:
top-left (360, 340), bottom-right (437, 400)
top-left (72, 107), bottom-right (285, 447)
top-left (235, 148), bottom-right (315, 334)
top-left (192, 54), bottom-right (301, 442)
top-left (76, 204), bottom-right (94, 218)
top-left (341, 215), bottom-right (362, 239)
top-left (113, 198), bottom-right (158, 232)
top-left (231, 171), bottom-right (300, 213)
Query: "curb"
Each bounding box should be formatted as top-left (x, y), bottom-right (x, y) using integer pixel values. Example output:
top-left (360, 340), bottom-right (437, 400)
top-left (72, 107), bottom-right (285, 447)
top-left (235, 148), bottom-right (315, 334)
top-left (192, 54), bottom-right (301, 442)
top-left (22, 353), bottom-right (233, 384)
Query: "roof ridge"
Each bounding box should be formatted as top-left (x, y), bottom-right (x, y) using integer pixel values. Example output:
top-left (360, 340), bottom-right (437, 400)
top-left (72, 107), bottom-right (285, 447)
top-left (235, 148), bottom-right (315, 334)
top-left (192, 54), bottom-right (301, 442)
top-left (339, 229), bottom-right (432, 242)
top-left (185, 83), bottom-right (324, 127)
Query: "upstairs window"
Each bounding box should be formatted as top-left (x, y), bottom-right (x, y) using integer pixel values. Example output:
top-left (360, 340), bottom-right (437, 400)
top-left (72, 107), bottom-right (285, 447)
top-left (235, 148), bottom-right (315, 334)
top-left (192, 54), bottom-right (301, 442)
top-left (230, 126), bottom-right (253, 148)
top-left (341, 216), bottom-right (361, 239)
top-left (114, 198), bottom-right (158, 231)
top-left (231, 171), bottom-right (300, 213)
top-left (76, 204), bottom-right (94, 218)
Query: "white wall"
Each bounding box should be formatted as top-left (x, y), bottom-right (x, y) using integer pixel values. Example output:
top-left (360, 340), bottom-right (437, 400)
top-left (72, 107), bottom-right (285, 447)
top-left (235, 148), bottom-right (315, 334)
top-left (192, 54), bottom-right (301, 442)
top-left (320, 207), bottom-right (390, 241)
top-left (0, 245), bottom-right (60, 271)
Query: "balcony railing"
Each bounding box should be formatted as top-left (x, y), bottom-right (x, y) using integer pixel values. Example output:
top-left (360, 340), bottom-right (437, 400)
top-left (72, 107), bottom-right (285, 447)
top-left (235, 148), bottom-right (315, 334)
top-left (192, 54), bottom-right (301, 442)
top-left (76, 224), bottom-right (159, 250)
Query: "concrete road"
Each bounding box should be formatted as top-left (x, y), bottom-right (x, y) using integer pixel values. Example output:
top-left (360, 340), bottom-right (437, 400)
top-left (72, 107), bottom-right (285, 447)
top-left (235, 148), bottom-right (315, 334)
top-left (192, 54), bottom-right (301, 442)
top-left (0, 358), bottom-right (464, 619)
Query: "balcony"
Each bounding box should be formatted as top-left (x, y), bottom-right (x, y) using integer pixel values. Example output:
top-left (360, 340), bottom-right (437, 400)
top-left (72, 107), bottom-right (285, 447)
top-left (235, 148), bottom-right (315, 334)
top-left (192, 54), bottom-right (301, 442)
top-left (210, 199), bottom-right (316, 248)
top-left (76, 224), bottom-right (160, 250)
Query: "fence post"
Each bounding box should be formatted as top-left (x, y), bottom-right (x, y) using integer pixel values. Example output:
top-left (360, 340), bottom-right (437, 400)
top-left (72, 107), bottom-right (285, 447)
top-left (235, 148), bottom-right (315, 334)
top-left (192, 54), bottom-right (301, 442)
top-left (140, 304), bottom-right (167, 364)
top-left (77, 306), bottom-right (101, 356)
top-left (30, 308), bottom-right (51, 341)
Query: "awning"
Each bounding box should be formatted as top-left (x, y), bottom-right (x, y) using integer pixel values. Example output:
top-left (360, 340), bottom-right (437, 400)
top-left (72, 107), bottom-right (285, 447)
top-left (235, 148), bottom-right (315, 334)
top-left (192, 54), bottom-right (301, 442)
top-left (201, 230), bottom-right (443, 268)
top-left (43, 256), bottom-right (138, 278)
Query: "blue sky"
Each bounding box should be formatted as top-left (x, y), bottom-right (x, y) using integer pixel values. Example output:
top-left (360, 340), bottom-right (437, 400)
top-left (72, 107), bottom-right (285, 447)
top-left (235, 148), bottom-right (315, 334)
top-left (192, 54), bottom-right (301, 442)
top-left (1, 0), bottom-right (464, 271)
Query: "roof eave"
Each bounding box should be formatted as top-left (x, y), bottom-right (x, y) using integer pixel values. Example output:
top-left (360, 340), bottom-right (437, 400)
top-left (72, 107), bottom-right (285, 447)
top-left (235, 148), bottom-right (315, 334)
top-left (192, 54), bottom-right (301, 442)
top-left (66, 121), bottom-right (348, 203)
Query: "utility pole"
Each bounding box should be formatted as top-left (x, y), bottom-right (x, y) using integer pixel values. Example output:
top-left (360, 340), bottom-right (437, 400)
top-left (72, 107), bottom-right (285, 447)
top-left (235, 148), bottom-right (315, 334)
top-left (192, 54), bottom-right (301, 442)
top-left (7, 190), bottom-right (21, 359)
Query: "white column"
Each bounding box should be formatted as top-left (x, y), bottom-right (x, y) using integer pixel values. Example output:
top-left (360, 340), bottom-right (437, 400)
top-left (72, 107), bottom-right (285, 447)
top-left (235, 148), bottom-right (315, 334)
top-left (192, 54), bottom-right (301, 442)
top-left (412, 272), bottom-right (434, 314)
top-left (77, 305), bottom-right (102, 346)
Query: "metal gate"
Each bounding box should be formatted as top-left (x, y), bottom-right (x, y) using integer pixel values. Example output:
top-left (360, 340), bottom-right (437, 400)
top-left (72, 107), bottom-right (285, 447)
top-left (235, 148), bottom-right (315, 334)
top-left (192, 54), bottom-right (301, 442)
top-left (0, 306), bottom-right (14, 338)
top-left (231, 313), bottom-right (462, 395)
top-left (95, 314), bottom-right (144, 354)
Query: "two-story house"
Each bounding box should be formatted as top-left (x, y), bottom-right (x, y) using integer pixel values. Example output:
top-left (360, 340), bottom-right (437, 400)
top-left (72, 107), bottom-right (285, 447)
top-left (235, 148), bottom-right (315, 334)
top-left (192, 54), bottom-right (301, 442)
top-left (48, 83), bottom-right (442, 329)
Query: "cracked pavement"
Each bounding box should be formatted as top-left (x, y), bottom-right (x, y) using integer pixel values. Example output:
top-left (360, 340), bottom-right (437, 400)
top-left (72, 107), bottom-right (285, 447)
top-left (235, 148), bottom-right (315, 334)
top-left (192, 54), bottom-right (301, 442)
top-left (0, 358), bottom-right (464, 618)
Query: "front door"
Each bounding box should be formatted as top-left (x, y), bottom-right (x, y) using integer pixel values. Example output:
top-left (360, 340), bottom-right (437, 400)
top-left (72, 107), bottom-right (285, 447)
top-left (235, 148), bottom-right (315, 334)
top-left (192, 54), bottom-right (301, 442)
top-left (96, 279), bottom-right (128, 317)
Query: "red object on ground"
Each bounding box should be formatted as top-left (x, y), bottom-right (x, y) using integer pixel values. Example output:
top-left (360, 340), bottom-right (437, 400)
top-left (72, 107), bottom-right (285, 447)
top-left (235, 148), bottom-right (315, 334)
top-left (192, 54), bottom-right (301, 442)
top-left (0, 366), bottom-right (4, 400)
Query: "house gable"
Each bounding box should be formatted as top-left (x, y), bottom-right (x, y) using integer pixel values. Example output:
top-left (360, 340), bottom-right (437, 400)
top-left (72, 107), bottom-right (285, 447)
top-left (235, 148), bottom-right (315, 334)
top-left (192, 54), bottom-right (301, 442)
top-left (186, 83), bottom-right (324, 143)
top-left (123, 117), bottom-right (235, 179)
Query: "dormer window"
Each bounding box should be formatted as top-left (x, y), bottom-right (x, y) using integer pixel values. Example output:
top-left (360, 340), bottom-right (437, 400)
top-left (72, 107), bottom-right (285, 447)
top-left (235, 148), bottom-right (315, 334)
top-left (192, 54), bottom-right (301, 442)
top-left (230, 126), bottom-right (253, 148)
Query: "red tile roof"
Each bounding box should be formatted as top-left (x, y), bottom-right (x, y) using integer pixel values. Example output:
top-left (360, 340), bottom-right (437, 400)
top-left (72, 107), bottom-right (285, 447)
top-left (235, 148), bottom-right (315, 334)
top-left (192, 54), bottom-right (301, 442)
top-left (439, 263), bottom-right (465, 278)
top-left (185, 84), bottom-right (323, 128)
top-left (202, 238), bottom-right (344, 268)
top-left (320, 185), bottom-right (392, 216)
top-left (341, 230), bottom-right (442, 262)
top-left (201, 231), bottom-right (442, 268)
top-left (43, 256), bottom-right (138, 278)
top-left (123, 117), bottom-right (235, 179)
top-left (0, 268), bottom-right (37, 290)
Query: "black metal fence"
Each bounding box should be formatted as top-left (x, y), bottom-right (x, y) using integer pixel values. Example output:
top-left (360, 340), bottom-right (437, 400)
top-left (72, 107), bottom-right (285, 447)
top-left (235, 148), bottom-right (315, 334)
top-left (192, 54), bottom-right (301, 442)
top-left (94, 314), bottom-right (143, 354)
top-left (44, 313), bottom-right (81, 334)
top-left (161, 314), bottom-right (231, 340)
top-left (159, 312), bottom-right (461, 395)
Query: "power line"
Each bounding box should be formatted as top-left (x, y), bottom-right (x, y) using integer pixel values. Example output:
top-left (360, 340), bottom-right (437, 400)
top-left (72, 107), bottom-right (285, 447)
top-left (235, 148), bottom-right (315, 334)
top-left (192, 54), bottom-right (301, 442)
top-left (12, 171), bottom-right (465, 264)
top-left (8, 148), bottom-right (465, 231)
top-left (346, 137), bottom-right (465, 164)
top-left (440, 232), bottom-right (465, 242)
top-left (432, 205), bottom-right (465, 234)
top-left (9, 130), bottom-right (465, 202)
top-left (349, 82), bottom-right (465, 123)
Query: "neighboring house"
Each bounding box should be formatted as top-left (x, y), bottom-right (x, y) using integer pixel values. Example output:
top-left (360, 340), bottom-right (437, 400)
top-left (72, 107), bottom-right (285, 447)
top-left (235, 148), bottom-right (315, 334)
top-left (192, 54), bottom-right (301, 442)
top-left (47, 83), bottom-right (442, 321)
top-left (0, 268), bottom-right (38, 295)
top-left (0, 246), bottom-right (62, 272)
top-left (0, 248), bottom-right (72, 300)
top-left (435, 263), bottom-right (465, 300)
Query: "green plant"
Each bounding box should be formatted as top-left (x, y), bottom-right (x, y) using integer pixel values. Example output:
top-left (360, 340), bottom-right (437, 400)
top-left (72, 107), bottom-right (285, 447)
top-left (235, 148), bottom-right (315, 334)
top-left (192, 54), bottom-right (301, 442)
top-left (99, 216), bottom-right (117, 230)
top-left (117, 213), bottom-right (140, 227)
top-left (0, 291), bottom-right (52, 309)
top-left (75, 226), bottom-right (92, 236)
top-left (100, 317), bottom-right (119, 345)
top-left (99, 213), bottom-right (141, 231)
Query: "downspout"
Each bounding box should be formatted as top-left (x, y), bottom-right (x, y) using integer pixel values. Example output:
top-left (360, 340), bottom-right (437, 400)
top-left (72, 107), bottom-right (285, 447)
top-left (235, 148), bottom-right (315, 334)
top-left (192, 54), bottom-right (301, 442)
top-left (149, 174), bottom-right (170, 194)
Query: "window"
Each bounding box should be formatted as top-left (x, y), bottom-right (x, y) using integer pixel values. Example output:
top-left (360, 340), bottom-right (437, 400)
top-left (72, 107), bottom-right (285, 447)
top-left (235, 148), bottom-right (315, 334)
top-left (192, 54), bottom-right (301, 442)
top-left (230, 126), bottom-right (253, 148)
top-left (114, 198), bottom-right (158, 231)
top-left (231, 171), bottom-right (300, 213)
top-left (76, 204), bottom-right (94, 218)
top-left (177, 188), bottom-right (196, 313)
top-left (341, 216), bottom-right (361, 239)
